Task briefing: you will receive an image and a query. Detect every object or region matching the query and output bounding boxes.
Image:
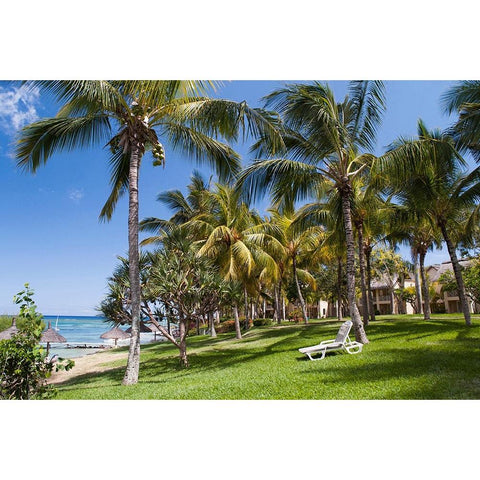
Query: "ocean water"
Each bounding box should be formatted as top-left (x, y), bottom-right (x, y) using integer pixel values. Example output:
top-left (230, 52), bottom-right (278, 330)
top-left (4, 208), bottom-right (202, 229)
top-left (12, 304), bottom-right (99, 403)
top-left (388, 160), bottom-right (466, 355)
top-left (41, 315), bottom-right (163, 359)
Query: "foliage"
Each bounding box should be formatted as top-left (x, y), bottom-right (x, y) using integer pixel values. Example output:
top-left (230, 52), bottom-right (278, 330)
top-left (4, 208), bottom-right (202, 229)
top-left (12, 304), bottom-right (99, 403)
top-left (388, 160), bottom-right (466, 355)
top-left (0, 284), bottom-right (53, 399)
top-left (440, 259), bottom-right (480, 305)
top-left (253, 318), bottom-right (273, 326)
top-left (216, 320), bottom-right (237, 333)
top-left (395, 286), bottom-right (417, 312)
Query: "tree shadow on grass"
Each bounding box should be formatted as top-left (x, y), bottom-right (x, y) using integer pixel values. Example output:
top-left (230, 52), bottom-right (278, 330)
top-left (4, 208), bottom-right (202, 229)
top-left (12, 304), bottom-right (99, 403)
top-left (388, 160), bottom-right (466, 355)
top-left (298, 345), bottom-right (480, 399)
top-left (55, 318), bottom-right (480, 399)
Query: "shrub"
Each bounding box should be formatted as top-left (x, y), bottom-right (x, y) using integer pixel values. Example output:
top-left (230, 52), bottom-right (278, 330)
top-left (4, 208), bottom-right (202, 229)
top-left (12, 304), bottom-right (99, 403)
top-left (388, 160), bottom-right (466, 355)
top-left (216, 320), bottom-right (236, 333)
top-left (288, 308), bottom-right (303, 322)
top-left (0, 284), bottom-right (74, 400)
top-left (253, 318), bottom-right (273, 327)
top-left (0, 285), bottom-right (53, 399)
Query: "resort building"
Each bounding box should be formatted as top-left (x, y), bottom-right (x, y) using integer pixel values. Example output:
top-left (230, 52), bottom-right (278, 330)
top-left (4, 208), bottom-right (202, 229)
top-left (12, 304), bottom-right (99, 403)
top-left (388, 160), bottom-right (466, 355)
top-left (358, 274), bottom-right (416, 315)
top-left (425, 260), bottom-right (478, 314)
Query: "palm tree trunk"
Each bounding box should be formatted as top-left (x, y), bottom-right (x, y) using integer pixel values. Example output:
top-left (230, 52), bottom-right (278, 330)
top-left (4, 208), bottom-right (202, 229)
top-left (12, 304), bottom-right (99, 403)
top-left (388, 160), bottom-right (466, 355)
top-left (233, 304), bottom-right (242, 339)
top-left (274, 284), bottom-right (280, 324)
top-left (357, 223), bottom-right (369, 326)
top-left (243, 286), bottom-right (249, 329)
top-left (292, 256), bottom-right (309, 324)
top-left (365, 246), bottom-right (376, 322)
top-left (123, 144), bottom-right (142, 385)
top-left (414, 251), bottom-right (423, 314)
top-left (419, 251), bottom-right (431, 320)
top-left (337, 257), bottom-right (343, 322)
top-left (340, 188), bottom-right (369, 343)
top-left (439, 222), bottom-right (471, 326)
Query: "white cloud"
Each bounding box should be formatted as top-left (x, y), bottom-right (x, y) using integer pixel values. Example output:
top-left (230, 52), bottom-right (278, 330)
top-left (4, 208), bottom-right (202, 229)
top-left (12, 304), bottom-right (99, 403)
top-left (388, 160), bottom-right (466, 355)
top-left (68, 188), bottom-right (84, 204)
top-left (0, 83), bottom-right (40, 133)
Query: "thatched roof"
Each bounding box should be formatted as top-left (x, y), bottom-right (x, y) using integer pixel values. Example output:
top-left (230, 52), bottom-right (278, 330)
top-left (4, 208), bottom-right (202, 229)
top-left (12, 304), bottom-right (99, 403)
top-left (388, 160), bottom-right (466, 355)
top-left (100, 326), bottom-right (131, 340)
top-left (125, 321), bottom-right (152, 333)
top-left (41, 322), bottom-right (67, 343)
top-left (147, 322), bottom-right (162, 333)
top-left (0, 318), bottom-right (18, 340)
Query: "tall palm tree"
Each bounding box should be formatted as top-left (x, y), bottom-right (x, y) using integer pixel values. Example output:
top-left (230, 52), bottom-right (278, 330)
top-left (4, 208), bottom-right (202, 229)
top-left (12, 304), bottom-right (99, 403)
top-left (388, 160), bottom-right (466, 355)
top-left (237, 81), bottom-right (386, 343)
top-left (376, 119), bottom-right (480, 325)
top-left (15, 80), bottom-right (283, 384)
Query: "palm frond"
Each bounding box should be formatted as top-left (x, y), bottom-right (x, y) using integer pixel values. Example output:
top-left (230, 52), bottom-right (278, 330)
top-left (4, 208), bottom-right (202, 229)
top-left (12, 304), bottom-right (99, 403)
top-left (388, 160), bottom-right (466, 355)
top-left (164, 122), bottom-right (240, 182)
top-left (16, 115), bottom-right (111, 172)
top-left (347, 80), bottom-right (386, 150)
top-left (99, 147), bottom-right (130, 221)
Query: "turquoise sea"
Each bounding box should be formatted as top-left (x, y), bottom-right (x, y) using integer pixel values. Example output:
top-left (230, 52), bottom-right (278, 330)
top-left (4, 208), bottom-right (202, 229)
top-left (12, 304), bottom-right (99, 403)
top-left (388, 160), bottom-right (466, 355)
top-left (42, 315), bottom-right (162, 359)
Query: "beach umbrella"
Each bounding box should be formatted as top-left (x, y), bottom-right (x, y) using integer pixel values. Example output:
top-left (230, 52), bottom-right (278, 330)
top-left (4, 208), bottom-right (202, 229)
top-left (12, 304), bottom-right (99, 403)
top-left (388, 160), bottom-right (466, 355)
top-left (0, 318), bottom-right (19, 340)
top-left (100, 326), bottom-right (130, 347)
top-left (41, 322), bottom-right (67, 356)
top-left (125, 321), bottom-right (152, 333)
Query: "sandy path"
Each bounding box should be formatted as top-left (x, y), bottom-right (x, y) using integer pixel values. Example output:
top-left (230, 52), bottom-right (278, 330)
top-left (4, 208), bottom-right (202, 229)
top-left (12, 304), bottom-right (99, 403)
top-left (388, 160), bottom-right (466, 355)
top-left (48, 349), bottom-right (128, 384)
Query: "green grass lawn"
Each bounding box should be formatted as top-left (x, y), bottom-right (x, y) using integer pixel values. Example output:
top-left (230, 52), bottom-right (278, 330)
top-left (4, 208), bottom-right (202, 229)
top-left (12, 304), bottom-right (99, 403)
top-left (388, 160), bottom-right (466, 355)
top-left (53, 314), bottom-right (480, 400)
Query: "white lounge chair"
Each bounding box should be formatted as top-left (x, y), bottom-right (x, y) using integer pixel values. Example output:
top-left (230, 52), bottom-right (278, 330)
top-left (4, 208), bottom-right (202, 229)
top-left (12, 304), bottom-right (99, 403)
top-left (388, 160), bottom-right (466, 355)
top-left (299, 320), bottom-right (363, 360)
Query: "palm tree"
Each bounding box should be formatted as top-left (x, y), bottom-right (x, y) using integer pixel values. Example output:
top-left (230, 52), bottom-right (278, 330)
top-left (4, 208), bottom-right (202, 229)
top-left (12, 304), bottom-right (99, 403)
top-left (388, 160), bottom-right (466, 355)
top-left (264, 207), bottom-right (321, 324)
top-left (376, 119), bottom-right (480, 325)
top-left (442, 81), bottom-right (480, 161)
top-left (139, 169), bottom-right (211, 246)
top-left (190, 183), bottom-right (281, 337)
top-left (237, 81), bottom-right (386, 343)
top-left (15, 80), bottom-right (283, 384)
top-left (386, 206), bottom-right (442, 320)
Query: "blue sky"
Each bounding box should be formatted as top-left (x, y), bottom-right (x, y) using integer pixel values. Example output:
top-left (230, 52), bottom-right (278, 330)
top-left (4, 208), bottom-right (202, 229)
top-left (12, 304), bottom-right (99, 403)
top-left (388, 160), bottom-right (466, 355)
top-left (0, 80), bottom-right (463, 315)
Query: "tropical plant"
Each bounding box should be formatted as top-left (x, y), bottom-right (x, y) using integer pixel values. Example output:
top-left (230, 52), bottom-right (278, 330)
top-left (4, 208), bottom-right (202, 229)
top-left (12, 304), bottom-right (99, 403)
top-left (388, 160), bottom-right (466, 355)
top-left (0, 285), bottom-right (53, 399)
top-left (140, 169), bottom-right (212, 246)
top-left (189, 183), bottom-right (281, 336)
top-left (15, 81), bottom-right (283, 384)
top-left (237, 81), bottom-right (387, 342)
top-left (376, 119), bottom-right (480, 325)
top-left (147, 241), bottom-right (226, 367)
top-left (371, 248), bottom-right (412, 314)
top-left (262, 207), bottom-right (321, 324)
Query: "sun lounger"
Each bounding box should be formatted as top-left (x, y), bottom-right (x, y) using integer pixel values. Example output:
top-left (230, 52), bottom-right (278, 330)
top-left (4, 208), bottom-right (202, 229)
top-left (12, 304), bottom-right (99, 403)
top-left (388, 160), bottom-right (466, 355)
top-left (299, 320), bottom-right (363, 360)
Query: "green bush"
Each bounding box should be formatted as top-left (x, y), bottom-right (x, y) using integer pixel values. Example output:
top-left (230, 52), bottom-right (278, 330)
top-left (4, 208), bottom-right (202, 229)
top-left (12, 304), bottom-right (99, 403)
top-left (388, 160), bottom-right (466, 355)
top-left (253, 318), bottom-right (273, 327)
top-left (216, 320), bottom-right (236, 333)
top-left (0, 284), bottom-right (74, 400)
top-left (0, 285), bottom-right (53, 399)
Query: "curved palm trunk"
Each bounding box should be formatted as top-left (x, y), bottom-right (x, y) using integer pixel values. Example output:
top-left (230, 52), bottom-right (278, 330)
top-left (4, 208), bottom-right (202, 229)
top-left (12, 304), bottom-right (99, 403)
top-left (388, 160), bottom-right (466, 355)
top-left (414, 251), bottom-right (423, 314)
top-left (439, 222), bottom-right (471, 326)
top-left (123, 145), bottom-right (142, 385)
top-left (365, 246), bottom-right (376, 322)
top-left (419, 251), bottom-right (431, 320)
top-left (357, 223), bottom-right (369, 326)
top-left (340, 189), bottom-right (369, 343)
top-left (337, 257), bottom-right (343, 322)
top-left (233, 304), bottom-right (242, 339)
top-left (292, 256), bottom-right (309, 324)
